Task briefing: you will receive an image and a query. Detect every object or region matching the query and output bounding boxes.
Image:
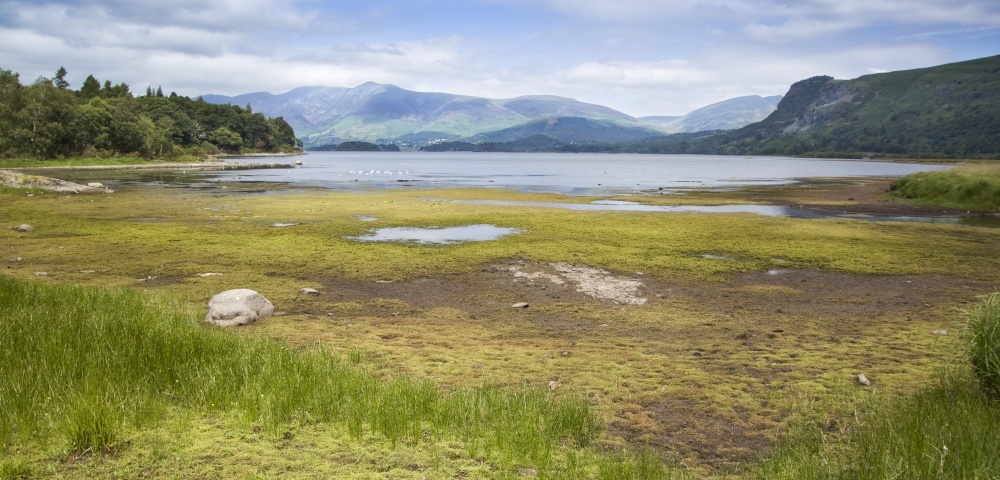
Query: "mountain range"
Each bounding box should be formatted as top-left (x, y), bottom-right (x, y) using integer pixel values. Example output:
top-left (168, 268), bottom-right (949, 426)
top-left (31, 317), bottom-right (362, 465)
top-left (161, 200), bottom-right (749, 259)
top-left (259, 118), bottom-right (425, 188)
top-left (640, 54), bottom-right (1000, 157)
top-left (202, 85), bottom-right (780, 148)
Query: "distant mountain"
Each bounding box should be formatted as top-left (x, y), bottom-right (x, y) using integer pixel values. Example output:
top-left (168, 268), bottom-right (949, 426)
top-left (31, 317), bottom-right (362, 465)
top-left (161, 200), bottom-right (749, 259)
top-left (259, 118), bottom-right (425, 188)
top-left (203, 83), bottom-right (777, 148)
top-left (471, 116), bottom-right (663, 144)
top-left (203, 83), bottom-right (643, 148)
top-left (650, 95), bottom-right (782, 133)
top-left (650, 54), bottom-right (1000, 157)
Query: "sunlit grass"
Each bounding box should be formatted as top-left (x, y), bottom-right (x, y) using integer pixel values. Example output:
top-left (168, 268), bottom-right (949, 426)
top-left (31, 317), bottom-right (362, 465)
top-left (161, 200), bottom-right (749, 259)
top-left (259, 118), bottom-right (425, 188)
top-left (746, 293), bottom-right (1000, 479)
top-left (890, 163), bottom-right (1000, 212)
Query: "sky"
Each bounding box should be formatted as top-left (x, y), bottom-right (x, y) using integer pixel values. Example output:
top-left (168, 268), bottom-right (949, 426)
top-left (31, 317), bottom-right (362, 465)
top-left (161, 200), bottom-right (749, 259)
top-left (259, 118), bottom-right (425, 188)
top-left (1, 1), bottom-right (998, 117)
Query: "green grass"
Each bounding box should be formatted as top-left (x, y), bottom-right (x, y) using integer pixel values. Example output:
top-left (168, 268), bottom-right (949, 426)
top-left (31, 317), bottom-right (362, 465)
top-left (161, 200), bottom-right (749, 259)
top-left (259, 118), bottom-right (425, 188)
top-left (890, 163), bottom-right (1000, 212)
top-left (967, 293), bottom-right (1000, 400)
top-left (0, 274), bottom-right (698, 477)
top-left (746, 294), bottom-right (1000, 480)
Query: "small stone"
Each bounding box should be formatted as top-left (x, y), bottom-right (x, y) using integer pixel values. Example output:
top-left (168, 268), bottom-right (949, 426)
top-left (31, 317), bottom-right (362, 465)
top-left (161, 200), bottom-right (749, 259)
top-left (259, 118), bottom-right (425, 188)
top-left (33, 271), bottom-right (48, 276)
top-left (194, 272), bottom-right (223, 277)
top-left (548, 380), bottom-right (560, 390)
top-left (12, 224), bottom-right (33, 232)
top-left (511, 302), bottom-right (529, 308)
top-left (560, 350), bottom-right (571, 357)
top-left (299, 287), bottom-right (320, 295)
top-left (932, 329), bottom-right (948, 335)
top-left (87, 182), bottom-right (105, 188)
top-left (856, 374), bottom-right (871, 386)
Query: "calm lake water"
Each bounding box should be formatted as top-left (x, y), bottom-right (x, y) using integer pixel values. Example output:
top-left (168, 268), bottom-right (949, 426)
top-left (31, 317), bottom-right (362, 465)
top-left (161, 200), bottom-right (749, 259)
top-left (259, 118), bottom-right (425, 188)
top-left (36, 152), bottom-right (996, 228)
top-left (211, 152), bottom-right (948, 196)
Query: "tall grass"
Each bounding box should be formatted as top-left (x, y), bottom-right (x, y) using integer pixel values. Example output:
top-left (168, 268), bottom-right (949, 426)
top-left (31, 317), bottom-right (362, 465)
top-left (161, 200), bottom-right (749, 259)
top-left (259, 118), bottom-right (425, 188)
top-left (890, 163), bottom-right (1000, 212)
top-left (0, 275), bottom-right (599, 465)
top-left (746, 293), bottom-right (1000, 479)
top-left (967, 292), bottom-right (1000, 400)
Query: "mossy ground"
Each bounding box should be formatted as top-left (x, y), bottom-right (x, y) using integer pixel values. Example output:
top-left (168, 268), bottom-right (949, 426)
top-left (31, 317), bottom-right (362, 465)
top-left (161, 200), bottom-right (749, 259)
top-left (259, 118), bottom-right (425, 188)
top-left (2, 179), bottom-right (998, 477)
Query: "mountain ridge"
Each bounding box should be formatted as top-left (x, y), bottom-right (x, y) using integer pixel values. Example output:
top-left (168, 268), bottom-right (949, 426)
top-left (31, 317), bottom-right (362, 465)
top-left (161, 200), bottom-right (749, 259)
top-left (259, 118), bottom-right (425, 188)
top-left (203, 84), bottom-right (778, 148)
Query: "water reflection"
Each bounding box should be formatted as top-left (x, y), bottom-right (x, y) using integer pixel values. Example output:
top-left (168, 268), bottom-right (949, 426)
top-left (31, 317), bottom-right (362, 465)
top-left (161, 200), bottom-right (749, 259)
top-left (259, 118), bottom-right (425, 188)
top-left (347, 224), bottom-right (522, 244)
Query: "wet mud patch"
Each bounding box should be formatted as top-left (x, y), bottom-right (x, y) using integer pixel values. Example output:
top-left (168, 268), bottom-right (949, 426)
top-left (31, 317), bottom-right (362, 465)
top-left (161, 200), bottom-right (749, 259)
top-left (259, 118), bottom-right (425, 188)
top-left (609, 397), bottom-right (777, 474)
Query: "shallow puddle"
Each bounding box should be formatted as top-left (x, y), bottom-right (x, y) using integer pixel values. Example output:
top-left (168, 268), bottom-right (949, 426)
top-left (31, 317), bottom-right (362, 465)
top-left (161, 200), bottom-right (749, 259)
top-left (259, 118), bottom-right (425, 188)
top-left (347, 224), bottom-right (522, 244)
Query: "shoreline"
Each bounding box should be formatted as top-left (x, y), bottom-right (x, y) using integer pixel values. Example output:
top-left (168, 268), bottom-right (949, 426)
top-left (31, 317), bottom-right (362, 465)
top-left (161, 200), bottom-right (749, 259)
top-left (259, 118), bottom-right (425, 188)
top-left (8, 160), bottom-right (299, 171)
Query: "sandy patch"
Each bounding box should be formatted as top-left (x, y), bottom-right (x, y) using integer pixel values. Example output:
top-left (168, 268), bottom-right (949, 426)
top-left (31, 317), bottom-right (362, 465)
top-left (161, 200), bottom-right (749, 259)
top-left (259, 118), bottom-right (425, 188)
top-left (507, 262), bottom-right (647, 305)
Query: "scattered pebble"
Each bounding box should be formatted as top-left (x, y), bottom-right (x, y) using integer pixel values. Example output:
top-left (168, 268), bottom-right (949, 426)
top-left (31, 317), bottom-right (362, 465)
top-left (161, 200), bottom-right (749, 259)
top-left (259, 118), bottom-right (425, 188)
top-left (856, 374), bottom-right (872, 386)
top-left (194, 272), bottom-right (223, 277)
top-left (511, 302), bottom-right (529, 308)
top-left (299, 287), bottom-right (320, 295)
top-left (932, 329), bottom-right (948, 335)
top-left (33, 271), bottom-right (48, 276)
top-left (12, 224), bottom-right (33, 232)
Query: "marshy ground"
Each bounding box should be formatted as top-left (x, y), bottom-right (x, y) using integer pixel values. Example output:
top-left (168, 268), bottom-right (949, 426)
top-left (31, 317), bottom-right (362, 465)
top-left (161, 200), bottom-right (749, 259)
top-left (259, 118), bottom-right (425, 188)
top-left (2, 175), bottom-right (998, 477)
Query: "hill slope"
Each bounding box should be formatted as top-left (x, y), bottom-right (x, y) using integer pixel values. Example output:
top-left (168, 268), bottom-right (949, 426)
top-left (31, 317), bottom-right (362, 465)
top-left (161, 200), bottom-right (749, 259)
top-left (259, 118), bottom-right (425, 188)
top-left (656, 55), bottom-right (1000, 157)
top-left (655, 95), bottom-right (782, 133)
top-left (471, 116), bottom-right (663, 144)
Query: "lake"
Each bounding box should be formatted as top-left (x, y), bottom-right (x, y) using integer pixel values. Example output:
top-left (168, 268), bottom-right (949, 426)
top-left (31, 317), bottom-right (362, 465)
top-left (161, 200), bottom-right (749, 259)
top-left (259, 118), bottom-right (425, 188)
top-left (211, 152), bottom-right (948, 196)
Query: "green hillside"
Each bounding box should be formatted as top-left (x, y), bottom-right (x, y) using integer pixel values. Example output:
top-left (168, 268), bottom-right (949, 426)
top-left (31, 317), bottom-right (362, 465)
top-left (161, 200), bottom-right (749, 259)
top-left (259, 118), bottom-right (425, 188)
top-left (646, 55), bottom-right (1000, 158)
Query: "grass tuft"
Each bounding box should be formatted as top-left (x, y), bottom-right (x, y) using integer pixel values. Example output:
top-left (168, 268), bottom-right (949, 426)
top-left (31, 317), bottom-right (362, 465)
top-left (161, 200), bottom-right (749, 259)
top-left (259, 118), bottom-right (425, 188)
top-left (967, 292), bottom-right (1000, 400)
top-left (890, 163), bottom-right (1000, 212)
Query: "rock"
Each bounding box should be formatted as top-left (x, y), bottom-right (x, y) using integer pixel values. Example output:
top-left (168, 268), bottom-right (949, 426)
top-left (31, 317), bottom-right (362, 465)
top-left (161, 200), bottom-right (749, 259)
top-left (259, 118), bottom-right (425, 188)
top-left (548, 380), bottom-right (560, 390)
top-left (87, 182), bottom-right (105, 188)
top-left (856, 374), bottom-right (871, 386)
top-left (560, 350), bottom-right (571, 357)
top-left (205, 289), bottom-right (274, 327)
top-left (511, 302), bottom-right (529, 308)
top-left (194, 272), bottom-right (223, 277)
top-left (12, 224), bottom-right (33, 232)
top-left (33, 271), bottom-right (48, 276)
top-left (298, 287), bottom-right (320, 295)
top-left (932, 329), bottom-right (948, 335)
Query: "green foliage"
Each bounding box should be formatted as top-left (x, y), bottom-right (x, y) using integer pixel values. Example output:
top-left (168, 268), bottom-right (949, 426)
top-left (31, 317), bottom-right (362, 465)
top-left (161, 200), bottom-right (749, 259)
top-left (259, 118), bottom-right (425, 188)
top-left (0, 275), bottom-right (601, 466)
top-left (336, 140), bottom-right (380, 151)
top-left (0, 67), bottom-right (300, 160)
top-left (967, 293), bottom-right (1000, 400)
top-left (890, 164), bottom-right (1000, 212)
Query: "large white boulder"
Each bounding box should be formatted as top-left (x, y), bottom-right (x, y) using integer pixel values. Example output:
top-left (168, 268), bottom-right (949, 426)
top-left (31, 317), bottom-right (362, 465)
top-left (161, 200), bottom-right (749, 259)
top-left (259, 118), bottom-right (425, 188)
top-left (205, 289), bottom-right (274, 327)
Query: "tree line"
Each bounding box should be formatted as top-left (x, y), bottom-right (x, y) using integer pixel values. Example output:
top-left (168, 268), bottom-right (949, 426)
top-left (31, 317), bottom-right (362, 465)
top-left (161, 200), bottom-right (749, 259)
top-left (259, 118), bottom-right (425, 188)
top-left (0, 67), bottom-right (301, 160)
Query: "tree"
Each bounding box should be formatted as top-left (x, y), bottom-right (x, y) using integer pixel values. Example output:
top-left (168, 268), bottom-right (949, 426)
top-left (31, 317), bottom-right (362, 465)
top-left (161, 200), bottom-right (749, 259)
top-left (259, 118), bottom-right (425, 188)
top-left (208, 126), bottom-right (243, 152)
top-left (54, 67), bottom-right (69, 90)
top-left (79, 75), bottom-right (101, 99)
top-left (0, 69), bottom-right (24, 155)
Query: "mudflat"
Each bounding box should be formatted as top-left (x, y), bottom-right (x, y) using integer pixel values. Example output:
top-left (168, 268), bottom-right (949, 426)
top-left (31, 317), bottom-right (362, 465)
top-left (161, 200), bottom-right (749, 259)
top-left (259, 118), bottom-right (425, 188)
top-left (2, 175), bottom-right (996, 474)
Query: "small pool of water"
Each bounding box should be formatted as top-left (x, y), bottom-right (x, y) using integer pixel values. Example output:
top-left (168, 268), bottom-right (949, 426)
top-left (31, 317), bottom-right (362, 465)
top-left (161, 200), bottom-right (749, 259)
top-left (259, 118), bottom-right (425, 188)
top-left (347, 224), bottom-right (522, 244)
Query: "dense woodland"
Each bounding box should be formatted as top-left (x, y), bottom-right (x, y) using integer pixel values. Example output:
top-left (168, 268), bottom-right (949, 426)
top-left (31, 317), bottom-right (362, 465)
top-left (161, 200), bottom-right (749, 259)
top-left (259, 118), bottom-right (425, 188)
top-left (0, 67), bottom-right (300, 160)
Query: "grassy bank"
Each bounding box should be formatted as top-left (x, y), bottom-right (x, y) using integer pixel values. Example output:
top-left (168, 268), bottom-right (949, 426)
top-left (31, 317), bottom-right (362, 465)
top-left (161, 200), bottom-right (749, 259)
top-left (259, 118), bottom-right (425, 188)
top-left (890, 163), bottom-right (1000, 212)
top-left (2, 180), bottom-right (998, 477)
top-left (0, 275), bottom-right (695, 478)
